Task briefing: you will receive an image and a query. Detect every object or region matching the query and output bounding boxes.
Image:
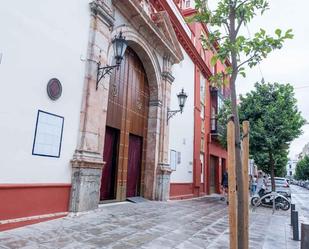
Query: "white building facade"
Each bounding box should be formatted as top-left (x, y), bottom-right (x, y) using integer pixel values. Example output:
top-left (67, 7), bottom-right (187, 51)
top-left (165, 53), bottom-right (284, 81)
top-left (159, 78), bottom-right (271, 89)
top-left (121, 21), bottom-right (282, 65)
top-left (169, 48), bottom-right (195, 198)
top-left (0, 0), bottom-right (91, 231)
top-left (0, 0), bottom-right (229, 231)
top-left (286, 159), bottom-right (298, 178)
top-left (0, 0), bottom-right (185, 230)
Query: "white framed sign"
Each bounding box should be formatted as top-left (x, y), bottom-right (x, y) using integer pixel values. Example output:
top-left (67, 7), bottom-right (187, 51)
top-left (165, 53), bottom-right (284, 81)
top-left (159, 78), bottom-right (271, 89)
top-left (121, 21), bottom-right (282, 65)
top-left (32, 110), bottom-right (64, 158)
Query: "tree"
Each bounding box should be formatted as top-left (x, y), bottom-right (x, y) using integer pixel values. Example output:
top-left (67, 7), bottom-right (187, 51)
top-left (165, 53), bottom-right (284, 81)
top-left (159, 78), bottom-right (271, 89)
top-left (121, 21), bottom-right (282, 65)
top-left (192, 2), bottom-right (293, 246)
top-left (218, 82), bottom-right (303, 180)
top-left (295, 156), bottom-right (309, 180)
top-left (239, 82), bottom-right (306, 189)
top-left (253, 149), bottom-right (289, 177)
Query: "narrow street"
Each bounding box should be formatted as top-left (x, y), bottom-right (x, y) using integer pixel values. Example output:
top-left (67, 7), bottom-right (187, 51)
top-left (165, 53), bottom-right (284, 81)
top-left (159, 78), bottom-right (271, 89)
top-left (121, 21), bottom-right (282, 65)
top-left (0, 185), bottom-right (307, 249)
top-left (290, 185), bottom-right (309, 225)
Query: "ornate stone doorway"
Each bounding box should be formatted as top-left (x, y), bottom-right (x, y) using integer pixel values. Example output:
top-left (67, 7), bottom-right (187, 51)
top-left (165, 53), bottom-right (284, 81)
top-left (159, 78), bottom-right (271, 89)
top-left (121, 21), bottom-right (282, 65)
top-left (102, 47), bottom-right (149, 201)
top-left (70, 1), bottom-right (184, 212)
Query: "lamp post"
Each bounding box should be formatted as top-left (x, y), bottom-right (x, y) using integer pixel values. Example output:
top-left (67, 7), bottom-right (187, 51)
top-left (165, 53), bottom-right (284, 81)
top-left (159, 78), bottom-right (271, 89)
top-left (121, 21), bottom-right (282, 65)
top-left (167, 88), bottom-right (188, 124)
top-left (96, 31), bottom-right (128, 90)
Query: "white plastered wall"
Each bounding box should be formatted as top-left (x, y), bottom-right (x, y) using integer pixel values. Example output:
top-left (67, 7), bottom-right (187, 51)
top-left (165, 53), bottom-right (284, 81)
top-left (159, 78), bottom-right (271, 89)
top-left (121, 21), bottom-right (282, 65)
top-left (0, 0), bottom-right (91, 183)
top-left (169, 48), bottom-right (194, 183)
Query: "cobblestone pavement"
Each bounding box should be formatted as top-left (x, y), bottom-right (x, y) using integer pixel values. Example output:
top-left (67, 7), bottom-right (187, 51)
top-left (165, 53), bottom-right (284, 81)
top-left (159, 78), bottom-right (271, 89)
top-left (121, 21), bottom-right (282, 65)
top-left (0, 194), bottom-right (301, 249)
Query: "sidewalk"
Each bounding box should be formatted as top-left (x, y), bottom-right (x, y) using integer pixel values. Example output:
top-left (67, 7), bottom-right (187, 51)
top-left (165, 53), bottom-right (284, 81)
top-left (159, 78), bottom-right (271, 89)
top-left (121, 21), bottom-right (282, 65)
top-left (0, 197), bottom-right (299, 249)
top-left (249, 207), bottom-right (299, 249)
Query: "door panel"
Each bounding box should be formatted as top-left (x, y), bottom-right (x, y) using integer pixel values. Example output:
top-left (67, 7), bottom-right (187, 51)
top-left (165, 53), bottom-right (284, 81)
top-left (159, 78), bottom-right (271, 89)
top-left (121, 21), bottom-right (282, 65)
top-left (100, 127), bottom-right (119, 201)
top-left (126, 134), bottom-right (143, 197)
top-left (210, 156), bottom-right (216, 194)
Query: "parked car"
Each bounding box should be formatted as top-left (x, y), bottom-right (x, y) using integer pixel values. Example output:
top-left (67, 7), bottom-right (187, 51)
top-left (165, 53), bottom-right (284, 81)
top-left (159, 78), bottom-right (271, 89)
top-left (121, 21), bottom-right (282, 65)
top-left (267, 177), bottom-right (291, 197)
top-left (290, 179), bottom-right (296, 185)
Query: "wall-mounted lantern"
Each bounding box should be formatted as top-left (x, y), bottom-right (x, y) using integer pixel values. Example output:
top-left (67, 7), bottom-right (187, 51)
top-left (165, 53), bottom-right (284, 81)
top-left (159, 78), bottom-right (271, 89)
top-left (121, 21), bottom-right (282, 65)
top-left (167, 88), bottom-right (188, 123)
top-left (96, 31), bottom-right (128, 90)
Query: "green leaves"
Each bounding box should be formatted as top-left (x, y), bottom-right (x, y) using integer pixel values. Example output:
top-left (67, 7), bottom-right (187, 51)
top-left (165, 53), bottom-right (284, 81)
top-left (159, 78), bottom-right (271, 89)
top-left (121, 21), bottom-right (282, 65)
top-left (284, 29), bottom-right (294, 39)
top-left (192, 0), bottom-right (294, 76)
top-left (209, 71), bottom-right (226, 87)
top-left (275, 28), bottom-right (294, 39)
top-left (210, 55), bottom-right (218, 67)
top-left (275, 29), bottom-right (282, 37)
top-left (295, 156), bottom-right (309, 180)
top-left (218, 82), bottom-right (306, 175)
top-left (238, 67), bottom-right (246, 78)
top-left (238, 28), bottom-right (293, 68)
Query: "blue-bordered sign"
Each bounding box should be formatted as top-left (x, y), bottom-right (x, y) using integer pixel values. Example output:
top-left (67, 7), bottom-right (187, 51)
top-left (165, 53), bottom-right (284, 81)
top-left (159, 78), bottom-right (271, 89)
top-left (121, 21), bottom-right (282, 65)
top-left (32, 110), bottom-right (64, 158)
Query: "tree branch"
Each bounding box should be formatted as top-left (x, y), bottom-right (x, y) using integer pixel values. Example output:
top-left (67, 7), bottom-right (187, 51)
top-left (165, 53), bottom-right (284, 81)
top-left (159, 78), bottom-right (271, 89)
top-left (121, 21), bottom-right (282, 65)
top-left (212, 35), bottom-right (229, 42)
top-left (223, 21), bottom-right (231, 34)
top-left (236, 52), bottom-right (258, 70)
top-left (236, 0), bottom-right (250, 10)
top-left (235, 17), bottom-right (244, 36)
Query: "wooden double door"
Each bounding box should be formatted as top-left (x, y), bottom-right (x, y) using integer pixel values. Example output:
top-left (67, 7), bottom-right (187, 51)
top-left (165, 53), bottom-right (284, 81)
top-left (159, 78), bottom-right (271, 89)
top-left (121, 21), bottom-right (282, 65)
top-left (100, 47), bottom-right (149, 201)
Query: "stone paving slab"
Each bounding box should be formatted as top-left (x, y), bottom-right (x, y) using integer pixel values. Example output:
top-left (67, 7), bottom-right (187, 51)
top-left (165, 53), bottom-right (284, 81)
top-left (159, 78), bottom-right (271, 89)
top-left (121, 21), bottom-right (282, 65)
top-left (0, 197), bottom-right (300, 249)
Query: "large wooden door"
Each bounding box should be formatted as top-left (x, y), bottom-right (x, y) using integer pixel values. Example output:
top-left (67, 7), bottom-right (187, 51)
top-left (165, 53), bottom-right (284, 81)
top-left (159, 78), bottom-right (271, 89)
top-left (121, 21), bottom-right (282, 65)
top-left (100, 127), bottom-right (119, 200)
top-left (102, 47), bottom-right (149, 200)
top-left (126, 134), bottom-right (143, 197)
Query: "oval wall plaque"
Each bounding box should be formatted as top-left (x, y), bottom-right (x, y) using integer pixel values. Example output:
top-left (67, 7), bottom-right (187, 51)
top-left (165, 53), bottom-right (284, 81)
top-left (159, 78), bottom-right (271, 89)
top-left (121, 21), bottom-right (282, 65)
top-left (47, 78), bottom-right (62, 100)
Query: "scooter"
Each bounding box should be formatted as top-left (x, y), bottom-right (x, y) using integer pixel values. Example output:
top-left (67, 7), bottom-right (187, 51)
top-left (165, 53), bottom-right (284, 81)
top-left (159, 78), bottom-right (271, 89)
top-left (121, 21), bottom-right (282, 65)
top-left (251, 187), bottom-right (290, 211)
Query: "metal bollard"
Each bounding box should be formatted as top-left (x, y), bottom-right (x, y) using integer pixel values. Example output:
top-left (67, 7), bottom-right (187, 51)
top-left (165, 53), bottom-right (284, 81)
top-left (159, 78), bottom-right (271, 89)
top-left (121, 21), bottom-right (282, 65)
top-left (292, 210), bottom-right (299, 241)
top-left (291, 204), bottom-right (295, 226)
top-left (301, 223), bottom-right (309, 249)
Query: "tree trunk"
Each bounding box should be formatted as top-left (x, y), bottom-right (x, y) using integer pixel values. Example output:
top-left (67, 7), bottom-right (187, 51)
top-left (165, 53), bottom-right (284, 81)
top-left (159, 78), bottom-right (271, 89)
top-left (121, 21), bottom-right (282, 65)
top-left (230, 66), bottom-right (245, 249)
top-left (229, 5), bottom-right (245, 249)
top-left (269, 152), bottom-right (276, 192)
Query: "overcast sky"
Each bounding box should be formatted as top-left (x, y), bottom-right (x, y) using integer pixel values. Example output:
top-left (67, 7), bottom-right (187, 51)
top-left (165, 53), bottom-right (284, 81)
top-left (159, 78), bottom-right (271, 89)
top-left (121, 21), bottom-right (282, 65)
top-left (226, 0), bottom-right (309, 159)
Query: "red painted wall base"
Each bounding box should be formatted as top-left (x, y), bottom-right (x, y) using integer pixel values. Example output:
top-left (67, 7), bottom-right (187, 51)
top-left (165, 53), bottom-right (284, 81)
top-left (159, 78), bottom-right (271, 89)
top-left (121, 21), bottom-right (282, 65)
top-left (0, 183), bottom-right (71, 231)
top-left (170, 183), bottom-right (208, 200)
top-left (0, 215), bottom-right (67, 232)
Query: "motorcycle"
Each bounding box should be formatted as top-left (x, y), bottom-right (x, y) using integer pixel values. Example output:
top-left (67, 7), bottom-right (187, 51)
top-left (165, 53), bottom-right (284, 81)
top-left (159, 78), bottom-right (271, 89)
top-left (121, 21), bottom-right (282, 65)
top-left (251, 187), bottom-right (290, 211)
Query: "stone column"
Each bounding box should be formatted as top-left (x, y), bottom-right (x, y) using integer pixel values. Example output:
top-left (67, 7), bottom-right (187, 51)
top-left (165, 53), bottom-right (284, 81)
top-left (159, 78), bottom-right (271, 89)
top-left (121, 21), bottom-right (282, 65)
top-left (70, 0), bottom-right (114, 212)
top-left (155, 163), bottom-right (172, 201)
top-left (154, 56), bottom-right (174, 201)
top-left (143, 99), bottom-right (162, 200)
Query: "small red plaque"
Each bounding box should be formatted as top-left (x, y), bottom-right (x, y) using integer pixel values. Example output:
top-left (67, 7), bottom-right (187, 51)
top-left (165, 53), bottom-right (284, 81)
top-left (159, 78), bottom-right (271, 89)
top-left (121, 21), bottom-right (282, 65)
top-left (47, 78), bottom-right (62, 100)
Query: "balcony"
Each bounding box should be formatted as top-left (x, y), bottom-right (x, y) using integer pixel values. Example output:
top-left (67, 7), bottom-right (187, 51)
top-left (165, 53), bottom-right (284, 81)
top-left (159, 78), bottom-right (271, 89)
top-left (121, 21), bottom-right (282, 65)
top-left (211, 117), bottom-right (224, 138)
top-left (210, 86), bottom-right (226, 139)
top-left (210, 86), bottom-right (224, 100)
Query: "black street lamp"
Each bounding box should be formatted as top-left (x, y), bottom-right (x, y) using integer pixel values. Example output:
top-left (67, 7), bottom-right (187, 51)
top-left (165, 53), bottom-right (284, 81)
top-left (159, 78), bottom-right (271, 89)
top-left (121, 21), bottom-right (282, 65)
top-left (96, 32), bottom-right (128, 90)
top-left (167, 88), bottom-right (188, 123)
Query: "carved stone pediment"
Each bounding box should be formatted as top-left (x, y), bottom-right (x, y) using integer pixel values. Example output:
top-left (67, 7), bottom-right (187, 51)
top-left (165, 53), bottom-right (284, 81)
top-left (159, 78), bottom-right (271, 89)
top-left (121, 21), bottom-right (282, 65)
top-left (112, 0), bottom-right (183, 64)
top-left (152, 11), bottom-right (183, 62)
top-left (90, 0), bottom-right (114, 27)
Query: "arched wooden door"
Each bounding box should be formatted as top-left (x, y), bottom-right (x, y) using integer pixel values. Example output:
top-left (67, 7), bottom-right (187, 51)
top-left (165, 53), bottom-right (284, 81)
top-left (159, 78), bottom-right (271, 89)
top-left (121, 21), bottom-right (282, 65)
top-left (100, 47), bottom-right (149, 201)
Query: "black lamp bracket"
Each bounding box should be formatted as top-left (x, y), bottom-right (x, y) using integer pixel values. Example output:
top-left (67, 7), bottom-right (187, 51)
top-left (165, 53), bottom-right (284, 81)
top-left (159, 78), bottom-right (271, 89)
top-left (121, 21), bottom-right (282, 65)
top-left (96, 62), bottom-right (119, 90)
top-left (167, 108), bottom-right (181, 124)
